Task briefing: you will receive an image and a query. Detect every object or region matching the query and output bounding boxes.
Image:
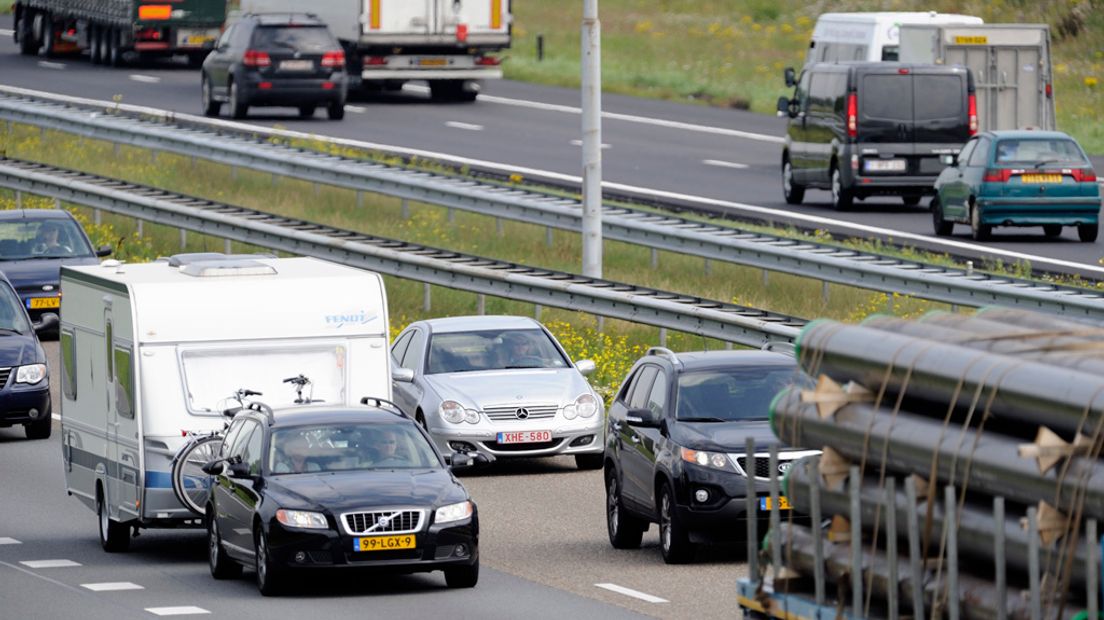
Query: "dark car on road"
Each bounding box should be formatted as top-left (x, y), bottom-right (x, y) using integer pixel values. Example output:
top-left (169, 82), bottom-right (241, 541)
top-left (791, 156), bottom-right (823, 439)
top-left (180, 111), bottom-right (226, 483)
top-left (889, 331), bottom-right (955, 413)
top-left (201, 13), bottom-right (348, 120)
top-left (204, 401), bottom-right (484, 595)
top-left (0, 271), bottom-right (56, 440)
top-left (931, 130), bottom-right (1101, 242)
top-left (603, 347), bottom-right (817, 564)
top-left (0, 209), bottom-right (111, 329)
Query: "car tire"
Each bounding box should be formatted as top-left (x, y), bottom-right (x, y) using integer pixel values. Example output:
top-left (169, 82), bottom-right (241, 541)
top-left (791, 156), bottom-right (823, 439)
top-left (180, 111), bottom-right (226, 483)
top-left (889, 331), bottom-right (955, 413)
top-left (201, 75), bottom-right (221, 118)
top-left (97, 486), bottom-right (130, 552)
top-left (970, 203), bottom-right (991, 241)
top-left (931, 197), bottom-right (953, 237)
top-left (1043, 224), bottom-right (1063, 238)
top-left (327, 101), bottom-right (345, 120)
top-left (208, 512), bottom-right (242, 579)
top-left (18, 10), bottom-right (39, 56)
top-left (444, 558), bottom-right (479, 588)
top-left (1079, 223), bottom-right (1099, 243)
top-left (255, 528), bottom-right (285, 596)
top-left (658, 482), bottom-right (694, 564)
top-left (106, 27), bottom-right (123, 67)
top-left (89, 25), bottom-right (102, 65)
top-left (38, 15), bottom-right (55, 58)
top-left (830, 163), bottom-right (853, 211)
top-left (782, 157), bottom-right (804, 205)
top-left (901, 194), bottom-right (922, 207)
top-left (24, 414), bottom-right (51, 440)
top-left (298, 105), bottom-right (316, 119)
top-left (605, 470), bottom-right (645, 549)
top-left (229, 80), bottom-right (248, 120)
top-left (575, 454), bottom-right (603, 470)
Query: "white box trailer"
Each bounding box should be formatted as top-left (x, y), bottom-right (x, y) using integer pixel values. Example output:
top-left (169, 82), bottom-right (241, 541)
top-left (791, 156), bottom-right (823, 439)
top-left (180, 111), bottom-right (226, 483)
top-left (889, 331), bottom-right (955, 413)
top-left (240, 0), bottom-right (511, 101)
top-left (899, 23), bottom-right (1056, 131)
top-left (806, 12), bottom-right (982, 65)
top-left (59, 255), bottom-right (392, 546)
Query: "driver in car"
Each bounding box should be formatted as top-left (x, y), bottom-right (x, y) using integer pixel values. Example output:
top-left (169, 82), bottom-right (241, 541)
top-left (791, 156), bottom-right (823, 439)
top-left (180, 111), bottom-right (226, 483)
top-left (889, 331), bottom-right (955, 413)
top-left (501, 333), bottom-right (541, 368)
top-left (366, 429), bottom-right (408, 468)
top-left (32, 222), bottom-right (69, 255)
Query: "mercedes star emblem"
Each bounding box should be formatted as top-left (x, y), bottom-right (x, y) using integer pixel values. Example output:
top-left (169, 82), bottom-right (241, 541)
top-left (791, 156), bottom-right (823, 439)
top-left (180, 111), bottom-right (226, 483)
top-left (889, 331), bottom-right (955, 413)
top-left (514, 408), bottom-right (530, 420)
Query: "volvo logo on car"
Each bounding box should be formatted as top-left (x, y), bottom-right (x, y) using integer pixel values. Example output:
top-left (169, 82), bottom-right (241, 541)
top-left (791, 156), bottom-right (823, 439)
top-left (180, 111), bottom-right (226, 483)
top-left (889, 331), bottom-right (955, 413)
top-left (515, 408), bottom-right (530, 420)
top-left (778, 461), bottom-right (792, 474)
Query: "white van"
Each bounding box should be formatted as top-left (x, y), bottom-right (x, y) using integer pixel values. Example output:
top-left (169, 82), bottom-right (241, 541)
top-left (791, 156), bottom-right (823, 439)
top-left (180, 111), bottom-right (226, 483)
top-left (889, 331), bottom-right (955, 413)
top-left (807, 12), bottom-right (983, 64)
top-left (59, 254), bottom-right (392, 551)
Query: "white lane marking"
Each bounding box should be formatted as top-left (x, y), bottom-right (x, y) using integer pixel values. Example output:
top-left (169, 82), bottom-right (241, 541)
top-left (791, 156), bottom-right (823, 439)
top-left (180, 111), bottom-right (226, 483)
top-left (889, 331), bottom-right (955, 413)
top-left (445, 121), bottom-right (484, 131)
top-left (595, 583), bottom-right (669, 603)
top-left (0, 29), bottom-right (14, 37)
top-left (344, 105), bottom-right (367, 113)
top-left (52, 413), bottom-right (61, 420)
top-left (128, 75), bottom-right (162, 84)
top-left (0, 538), bottom-right (21, 545)
top-left (37, 61), bottom-right (66, 70)
top-left (20, 559), bottom-right (81, 568)
top-left (4, 84), bottom-right (1100, 277)
top-left (146, 607), bottom-right (211, 616)
top-left (403, 83), bottom-right (784, 144)
top-left (82, 582), bottom-right (144, 591)
top-left (703, 159), bottom-right (749, 170)
top-left (569, 139), bottom-right (610, 149)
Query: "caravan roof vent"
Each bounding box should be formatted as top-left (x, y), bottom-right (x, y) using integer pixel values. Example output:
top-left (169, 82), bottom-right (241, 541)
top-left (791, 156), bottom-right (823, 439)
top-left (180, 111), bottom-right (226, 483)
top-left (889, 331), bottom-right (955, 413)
top-left (180, 259), bottom-right (278, 278)
top-left (166, 252), bottom-right (278, 267)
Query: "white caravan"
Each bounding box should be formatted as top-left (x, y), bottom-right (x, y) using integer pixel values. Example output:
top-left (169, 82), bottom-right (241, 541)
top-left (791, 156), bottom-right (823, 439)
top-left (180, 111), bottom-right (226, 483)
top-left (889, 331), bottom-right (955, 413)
top-left (807, 12), bottom-right (983, 64)
top-left (59, 254), bottom-right (392, 549)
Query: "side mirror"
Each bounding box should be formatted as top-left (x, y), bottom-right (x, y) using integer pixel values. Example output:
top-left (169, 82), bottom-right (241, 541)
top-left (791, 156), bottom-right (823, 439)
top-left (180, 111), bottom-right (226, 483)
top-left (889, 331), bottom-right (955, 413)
top-left (784, 67), bottom-right (796, 88)
top-left (96, 245), bottom-right (113, 257)
top-left (940, 154), bottom-right (958, 166)
top-left (625, 407), bottom-right (662, 429)
top-left (201, 458), bottom-right (226, 475)
top-left (575, 359), bottom-right (596, 376)
top-left (392, 367), bottom-right (414, 383)
top-left (33, 312), bottom-right (59, 334)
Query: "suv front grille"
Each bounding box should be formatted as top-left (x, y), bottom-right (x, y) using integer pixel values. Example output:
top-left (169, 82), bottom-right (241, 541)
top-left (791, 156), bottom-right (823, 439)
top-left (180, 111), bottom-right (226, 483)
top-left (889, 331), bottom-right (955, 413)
top-left (733, 451), bottom-right (821, 481)
top-left (0, 367), bottom-right (11, 388)
top-left (341, 509), bottom-right (424, 535)
top-left (483, 404), bottom-right (558, 421)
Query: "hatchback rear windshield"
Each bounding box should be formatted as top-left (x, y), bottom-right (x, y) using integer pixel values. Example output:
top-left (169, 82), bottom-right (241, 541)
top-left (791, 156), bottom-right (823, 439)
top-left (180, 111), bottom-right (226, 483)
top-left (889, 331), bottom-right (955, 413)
top-left (993, 138), bottom-right (1088, 166)
top-left (676, 366), bottom-right (811, 422)
top-left (252, 25), bottom-right (335, 51)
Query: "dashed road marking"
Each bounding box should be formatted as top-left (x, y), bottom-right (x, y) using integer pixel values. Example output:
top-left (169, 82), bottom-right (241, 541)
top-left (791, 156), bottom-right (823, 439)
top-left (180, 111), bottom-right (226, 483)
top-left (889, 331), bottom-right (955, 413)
top-left (82, 582), bottom-right (144, 591)
top-left (703, 159), bottom-right (749, 169)
top-left (0, 29), bottom-right (14, 37)
top-left (146, 607), bottom-right (211, 616)
top-left (569, 139), bottom-right (610, 149)
top-left (0, 538), bottom-right (22, 545)
top-left (37, 61), bottom-right (66, 70)
top-left (595, 583), bottom-right (669, 603)
top-left (129, 75), bottom-right (162, 84)
top-left (344, 105), bottom-right (367, 113)
top-left (20, 559), bottom-right (81, 568)
top-left (445, 121), bottom-right (484, 131)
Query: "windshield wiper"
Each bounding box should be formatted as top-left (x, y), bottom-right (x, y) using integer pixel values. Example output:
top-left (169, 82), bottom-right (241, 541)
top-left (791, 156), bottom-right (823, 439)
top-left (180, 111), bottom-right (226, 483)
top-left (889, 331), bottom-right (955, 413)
top-left (678, 416), bottom-right (728, 423)
top-left (1033, 158), bottom-right (1065, 168)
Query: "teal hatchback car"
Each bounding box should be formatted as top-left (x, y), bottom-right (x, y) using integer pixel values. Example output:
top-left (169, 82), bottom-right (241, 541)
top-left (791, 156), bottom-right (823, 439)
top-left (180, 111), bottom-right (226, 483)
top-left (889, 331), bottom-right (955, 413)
top-left (931, 130), bottom-right (1101, 241)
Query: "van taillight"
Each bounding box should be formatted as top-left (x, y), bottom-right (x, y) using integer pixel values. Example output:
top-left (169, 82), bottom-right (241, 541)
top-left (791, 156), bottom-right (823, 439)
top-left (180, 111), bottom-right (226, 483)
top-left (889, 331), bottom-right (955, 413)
top-left (983, 168), bottom-right (1013, 183)
top-left (968, 93), bottom-right (978, 136)
top-left (847, 93), bottom-right (857, 138)
top-left (1071, 168), bottom-right (1098, 183)
top-left (243, 49), bottom-right (271, 67)
top-left (321, 50), bottom-right (345, 68)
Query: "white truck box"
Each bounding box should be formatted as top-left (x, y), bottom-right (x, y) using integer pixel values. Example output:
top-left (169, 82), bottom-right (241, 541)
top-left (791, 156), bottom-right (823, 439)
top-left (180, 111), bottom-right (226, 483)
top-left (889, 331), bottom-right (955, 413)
top-left (807, 12), bottom-right (982, 65)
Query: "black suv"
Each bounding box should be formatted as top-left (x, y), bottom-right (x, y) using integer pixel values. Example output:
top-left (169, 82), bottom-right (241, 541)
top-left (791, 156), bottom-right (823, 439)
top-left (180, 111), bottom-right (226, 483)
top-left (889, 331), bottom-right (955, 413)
top-left (603, 347), bottom-right (816, 564)
top-left (201, 13), bottom-right (348, 120)
top-left (777, 62), bottom-right (976, 210)
top-left (204, 401), bottom-right (486, 595)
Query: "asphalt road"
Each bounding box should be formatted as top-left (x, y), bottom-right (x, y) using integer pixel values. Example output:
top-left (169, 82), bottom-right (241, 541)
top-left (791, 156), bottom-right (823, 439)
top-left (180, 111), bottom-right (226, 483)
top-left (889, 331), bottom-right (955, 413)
top-left (1, 17), bottom-right (1103, 275)
top-left (5, 342), bottom-right (749, 619)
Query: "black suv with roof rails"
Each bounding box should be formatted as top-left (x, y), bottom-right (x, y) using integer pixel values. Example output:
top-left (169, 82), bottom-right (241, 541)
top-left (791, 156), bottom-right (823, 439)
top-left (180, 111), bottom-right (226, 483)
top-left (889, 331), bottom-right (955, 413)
top-left (603, 347), bottom-right (816, 564)
top-left (777, 61), bottom-right (976, 210)
top-left (203, 398), bottom-right (489, 595)
top-left (201, 13), bottom-right (348, 120)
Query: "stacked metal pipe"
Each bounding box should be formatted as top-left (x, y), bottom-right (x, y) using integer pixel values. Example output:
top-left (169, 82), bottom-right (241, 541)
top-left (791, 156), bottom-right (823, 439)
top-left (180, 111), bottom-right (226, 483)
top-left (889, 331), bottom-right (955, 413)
top-left (760, 307), bottom-right (1104, 620)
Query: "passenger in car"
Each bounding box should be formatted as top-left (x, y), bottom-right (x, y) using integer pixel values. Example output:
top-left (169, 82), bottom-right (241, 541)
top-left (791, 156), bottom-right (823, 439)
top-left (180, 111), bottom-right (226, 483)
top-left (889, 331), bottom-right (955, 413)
top-left (367, 430), bottom-right (409, 467)
top-left (273, 435), bottom-right (322, 473)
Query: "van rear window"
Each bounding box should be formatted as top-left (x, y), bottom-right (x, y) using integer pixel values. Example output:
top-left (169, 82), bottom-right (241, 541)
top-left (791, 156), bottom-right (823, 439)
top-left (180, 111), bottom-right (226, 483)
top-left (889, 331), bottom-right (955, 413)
top-left (861, 75), bottom-right (912, 121)
top-left (913, 75), bottom-right (964, 121)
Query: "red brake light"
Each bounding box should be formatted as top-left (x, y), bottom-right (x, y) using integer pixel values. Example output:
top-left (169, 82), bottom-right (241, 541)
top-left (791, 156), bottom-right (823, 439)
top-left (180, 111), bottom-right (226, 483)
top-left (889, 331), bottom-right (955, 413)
top-left (243, 49), bottom-right (271, 67)
top-left (968, 93), bottom-right (978, 136)
top-left (983, 168), bottom-right (1013, 183)
top-left (475, 56), bottom-right (500, 66)
top-left (1071, 168), bottom-right (1098, 183)
top-left (321, 50), bottom-right (345, 68)
top-left (456, 23), bottom-right (468, 43)
top-left (1045, 83), bottom-right (1053, 98)
top-left (846, 93), bottom-right (857, 138)
top-left (898, 68), bottom-right (909, 74)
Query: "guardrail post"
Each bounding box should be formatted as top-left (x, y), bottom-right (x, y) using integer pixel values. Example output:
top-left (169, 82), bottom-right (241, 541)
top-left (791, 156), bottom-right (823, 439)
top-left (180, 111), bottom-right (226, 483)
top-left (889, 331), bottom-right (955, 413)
top-left (537, 34), bottom-right (544, 61)
top-left (189, 156), bottom-right (196, 170)
top-left (224, 238), bottom-right (231, 254)
top-left (822, 281), bottom-right (829, 304)
top-left (477, 294), bottom-right (485, 315)
top-left (650, 248), bottom-right (658, 269)
top-left (659, 327), bottom-right (667, 347)
top-left (725, 342), bottom-right (733, 350)
top-left (534, 304), bottom-right (541, 320)
top-left (15, 190), bottom-right (20, 209)
top-left (271, 173), bottom-right (278, 188)
top-left (448, 207), bottom-right (455, 223)
top-left (704, 258), bottom-right (711, 275)
top-left (313, 182), bottom-right (321, 197)
top-left (746, 437), bottom-right (758, 582)
top-left (180, 228), bottom-right (187, 250)
top-left (762, 269), bottom-right (769, 287)
top-left (113, 143), bottom-right (120, 157)
top-left (356, 191), bottom-right (363, 210)
top-left (137, 219), bottom-right (143, 238)
top-left (40, 126), bottom-right (46, 141)
top-left (151, 150), bottom-right (158, 164)
top-left (496, 218), bottom-right (503, 236)
top-left (546, 227), bottom-right (553, 247)
top-left (995, 496), bottom-right (1006, 620)
top-left (94, 208), bottom-right (101, 225)
top-left (230, 165), bottom-right (237, 181)
top-left (401, 199), bottom-right (409, 219)
top-left (423, 283), bottom-right (431, 312)
top-left (54, 198), bottom-right (60, 210)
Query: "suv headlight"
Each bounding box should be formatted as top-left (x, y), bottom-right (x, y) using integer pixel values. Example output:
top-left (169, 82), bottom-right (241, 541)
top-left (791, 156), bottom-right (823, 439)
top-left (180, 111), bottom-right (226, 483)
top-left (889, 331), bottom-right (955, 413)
top-left (15, 364), bottom-right (47, 385)
top-left (275, 509), bottom-right (329, 530)
top-left (563, 393), bottom-right (599, 420)
top-left (680, 448), bottom-right (738, 473)
top-left (435, 500), bottom-right (473, 524)
top-left (440, 400), bottom-right (480, 424)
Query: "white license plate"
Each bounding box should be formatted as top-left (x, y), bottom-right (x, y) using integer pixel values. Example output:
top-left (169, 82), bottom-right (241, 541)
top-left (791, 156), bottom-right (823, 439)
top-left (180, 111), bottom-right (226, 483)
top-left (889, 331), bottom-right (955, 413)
top-left (864, 159), bottom-right (907, 172)
top-left (496, 430), bottom-right (552, 444)
top-left (279, 60), bottom-right (314, 72)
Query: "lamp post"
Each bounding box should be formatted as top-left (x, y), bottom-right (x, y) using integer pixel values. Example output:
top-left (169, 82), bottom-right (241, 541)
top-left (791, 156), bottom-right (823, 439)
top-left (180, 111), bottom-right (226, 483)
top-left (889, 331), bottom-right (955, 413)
top-left (581, 0), bottom-right (602, 278)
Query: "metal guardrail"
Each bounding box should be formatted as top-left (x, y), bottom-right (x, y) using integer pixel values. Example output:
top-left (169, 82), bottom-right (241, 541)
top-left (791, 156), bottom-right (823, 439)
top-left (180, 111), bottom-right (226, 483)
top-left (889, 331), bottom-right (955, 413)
top-left (0, 157), bottom-right (806, 346)
top-left (2, 86), bottom-right (1104, 319)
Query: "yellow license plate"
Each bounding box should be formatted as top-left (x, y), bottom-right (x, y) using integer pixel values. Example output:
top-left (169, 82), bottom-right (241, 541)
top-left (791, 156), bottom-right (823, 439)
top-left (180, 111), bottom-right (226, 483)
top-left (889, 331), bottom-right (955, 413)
top-left (760, 496), bottom-right (792, 510)
top-left (186, 35), bottom-right (214, 45)
top-left (28, 297), bottom-right (60, 309)
top-left (1021, 174), bottom-right (1063, 184)
top-left (418, 58), bottom-right (448, 66)
top-left (354, 534), bottom-right (416, 552)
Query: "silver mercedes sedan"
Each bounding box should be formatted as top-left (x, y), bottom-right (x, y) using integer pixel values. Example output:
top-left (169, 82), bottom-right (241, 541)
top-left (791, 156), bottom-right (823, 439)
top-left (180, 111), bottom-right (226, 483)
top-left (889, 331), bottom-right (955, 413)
top-left (389, 316), bottom-right (605, 470)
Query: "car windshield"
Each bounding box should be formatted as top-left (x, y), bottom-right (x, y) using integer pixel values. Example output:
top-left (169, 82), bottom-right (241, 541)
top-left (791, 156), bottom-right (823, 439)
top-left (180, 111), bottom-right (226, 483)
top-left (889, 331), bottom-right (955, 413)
top-left (252, 25), bottom-right (334, 51)
top-left (0, 283), bottom-right (31, 335)
top-left (269, 423), bottom-right (441, 473)
top-left (0, 218), bottom-right (94, 261)
top-left (676, 366), bottom-right (812, 422)
top-left (993, 138), bottom-right (1088, 166)
top-left (426, 329), bottom-right (569, 374)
